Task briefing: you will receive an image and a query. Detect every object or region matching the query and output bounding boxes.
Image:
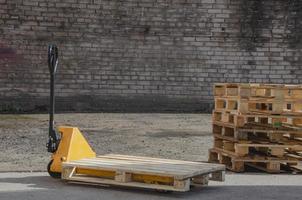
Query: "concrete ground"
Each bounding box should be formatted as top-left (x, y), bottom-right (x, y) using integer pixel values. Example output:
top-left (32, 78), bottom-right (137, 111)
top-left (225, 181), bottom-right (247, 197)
top-left (0, 172), bottom-right (302, 200)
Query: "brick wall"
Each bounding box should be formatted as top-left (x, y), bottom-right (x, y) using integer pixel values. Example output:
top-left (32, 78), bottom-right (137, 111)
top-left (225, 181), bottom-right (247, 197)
top-left (0, 0), bottom-right (301, 113)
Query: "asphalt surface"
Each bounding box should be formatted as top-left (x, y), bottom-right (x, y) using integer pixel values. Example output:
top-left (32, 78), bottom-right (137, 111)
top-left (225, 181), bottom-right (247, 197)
top-left (0, 172), bottom-right (301, 200)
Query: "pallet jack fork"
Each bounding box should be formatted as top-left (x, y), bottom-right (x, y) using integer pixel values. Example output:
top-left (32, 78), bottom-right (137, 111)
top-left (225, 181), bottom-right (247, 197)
top-left (46, 45), bottom-right (225, 191)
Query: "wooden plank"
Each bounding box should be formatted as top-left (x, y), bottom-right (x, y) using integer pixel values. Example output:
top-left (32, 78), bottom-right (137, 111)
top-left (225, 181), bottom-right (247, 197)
top-left (76, 160), bottom-right (214, 176)
top-left (65, 175), bottom-right (190, 192)
top-left (63, 155), bottom-right (225, 180)
top-left (99, 154), bottom-right (208, 165)
top-left (64, 160), bottom-right (189, 178)
top-left (236, 143), bottom-right (302, 149)
top-left (289, 163), bottom-right (302, 172)
top-left (98, 154), bottom-right (226, 172)
top-left (84, 157), bottom-right (218, 173)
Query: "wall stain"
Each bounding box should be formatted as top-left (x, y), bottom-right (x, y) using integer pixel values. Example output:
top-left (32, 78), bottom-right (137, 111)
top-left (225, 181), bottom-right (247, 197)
top-left (238, 0), bottom-right (270, 52)
top-left (280, 0), bottom-right (302, 69)
top-left (0, 43), bottom-right (18, 60)
top-left (285, 0), bottom-right (302, 49)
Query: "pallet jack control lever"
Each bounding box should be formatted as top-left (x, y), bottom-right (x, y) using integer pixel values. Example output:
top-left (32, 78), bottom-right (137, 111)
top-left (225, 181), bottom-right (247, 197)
top-left (47, 44), bottom-right (60, 153)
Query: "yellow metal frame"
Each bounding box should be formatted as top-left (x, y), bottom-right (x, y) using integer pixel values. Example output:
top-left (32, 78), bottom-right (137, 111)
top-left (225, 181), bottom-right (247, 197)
top-left (50, 126), bottom-right (96, 173)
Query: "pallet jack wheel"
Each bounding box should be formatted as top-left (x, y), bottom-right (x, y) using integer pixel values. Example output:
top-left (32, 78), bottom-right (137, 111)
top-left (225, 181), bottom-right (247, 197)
top-left (47, 160), bottom-right (61, 179)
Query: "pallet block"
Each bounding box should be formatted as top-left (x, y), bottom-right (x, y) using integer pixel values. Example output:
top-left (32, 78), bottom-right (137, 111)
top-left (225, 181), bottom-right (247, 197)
top-left (213, 83), bottom-right (252, 98)
top-left (62, 154), bottom-right (225, 192)
top-left (213, 110), bottom-right (246, 127)
top-left (214, 97), bottom-right (249, 113)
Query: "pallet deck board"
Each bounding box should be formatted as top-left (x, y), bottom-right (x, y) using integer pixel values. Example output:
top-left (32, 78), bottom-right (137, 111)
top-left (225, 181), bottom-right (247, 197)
top-left (64, 155), bottom-right (224, 179)
top-left (66, 175), bottom-right (189, 192)
top-left (62, 154), bottom-right (225, 192)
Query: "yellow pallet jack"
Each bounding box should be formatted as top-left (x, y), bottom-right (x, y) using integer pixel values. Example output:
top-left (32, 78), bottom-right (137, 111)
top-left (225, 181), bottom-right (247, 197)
top-left (46, 45), bottom-right (225, 191)
top-left (46, 45), bottom-right (96, 178)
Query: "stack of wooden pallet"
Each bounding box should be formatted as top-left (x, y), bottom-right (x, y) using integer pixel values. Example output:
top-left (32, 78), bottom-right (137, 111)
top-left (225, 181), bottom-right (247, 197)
top-left (208, 83), bottom-right (302, 173)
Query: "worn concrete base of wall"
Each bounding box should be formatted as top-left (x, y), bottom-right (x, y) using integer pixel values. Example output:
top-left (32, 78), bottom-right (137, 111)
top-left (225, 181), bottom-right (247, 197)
top-left (0, 96), bottom-right (213, 113)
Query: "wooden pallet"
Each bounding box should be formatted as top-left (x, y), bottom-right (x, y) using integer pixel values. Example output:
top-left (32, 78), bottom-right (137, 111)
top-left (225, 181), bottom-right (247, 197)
top-left (213, 110), bottom-right (302, 129)
top-left (208, 148), bottom-right (299, 173)
top-left (62, 154), bottom-right (225, 192)
top-left (213, 121), bottom-right (302, 142)
top-left (214, 133), bottom-right (302, 147)
top-left (214, 83), bottom-right (302, 99)
top-left (212, 83), bottom-right (302, 173)
top-left (213, 136), bottom-right (302, 157)
top-left (214, 97), bottom-right (302, 115)
top-left (239, 122), bottom-right (302, 142)
top-left (247, 98), bottom-right (302, 115)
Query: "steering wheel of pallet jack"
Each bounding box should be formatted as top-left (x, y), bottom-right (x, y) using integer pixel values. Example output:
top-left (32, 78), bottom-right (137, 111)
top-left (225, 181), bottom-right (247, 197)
top-left (47, 160), bottom-right (61, 178)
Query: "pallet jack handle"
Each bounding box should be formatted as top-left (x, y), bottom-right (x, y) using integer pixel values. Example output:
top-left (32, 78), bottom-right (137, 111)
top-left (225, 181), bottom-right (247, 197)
top-left (47, 44), bottom-right (60, 153)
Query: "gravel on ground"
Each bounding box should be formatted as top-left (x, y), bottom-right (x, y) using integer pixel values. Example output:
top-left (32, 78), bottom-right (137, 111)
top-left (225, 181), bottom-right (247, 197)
top-left (0, 113), bottom-right (212, 172)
